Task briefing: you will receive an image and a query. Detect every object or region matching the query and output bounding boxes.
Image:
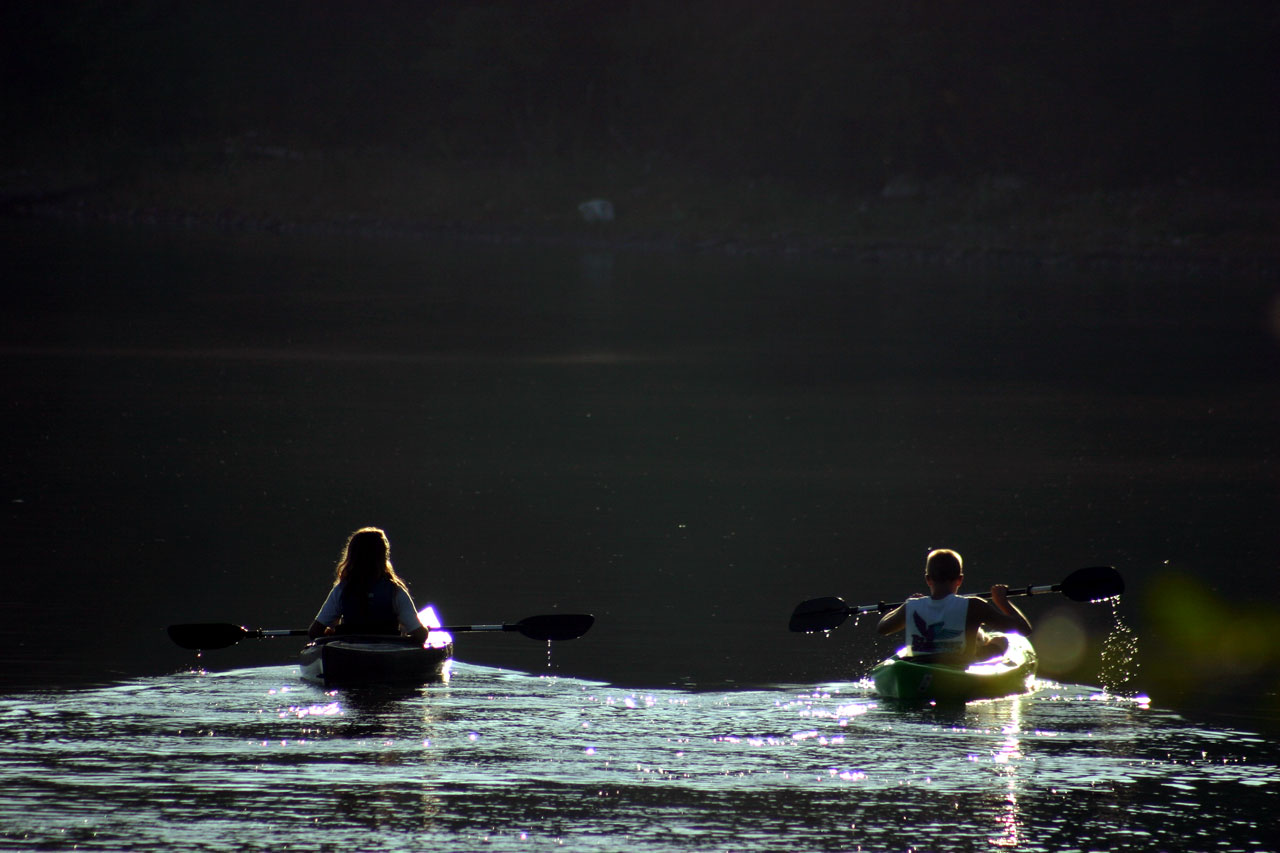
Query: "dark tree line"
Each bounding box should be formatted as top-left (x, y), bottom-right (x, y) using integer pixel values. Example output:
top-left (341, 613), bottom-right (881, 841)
top-left (4, 1), bottom-right (1277, 191)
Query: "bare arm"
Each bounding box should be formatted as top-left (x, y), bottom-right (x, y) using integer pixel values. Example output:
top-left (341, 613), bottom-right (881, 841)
top-left (876, 604), bottom-right (906, 635)
top-left (974, 585), bottom-right (1032, 635)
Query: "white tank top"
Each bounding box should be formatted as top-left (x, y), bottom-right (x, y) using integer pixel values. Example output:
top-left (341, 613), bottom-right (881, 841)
top-left (905, 594), bottom-right (969, 655)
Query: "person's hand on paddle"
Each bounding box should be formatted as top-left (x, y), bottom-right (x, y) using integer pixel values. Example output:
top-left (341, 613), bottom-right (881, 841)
top-left (986, 584), bottom-right (1033, 635)
top-left (990, 584), bottom-right (1012, 611)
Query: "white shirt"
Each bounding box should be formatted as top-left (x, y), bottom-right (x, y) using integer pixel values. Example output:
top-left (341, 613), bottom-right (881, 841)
top-left (905, 593), bottom-right (970, 655)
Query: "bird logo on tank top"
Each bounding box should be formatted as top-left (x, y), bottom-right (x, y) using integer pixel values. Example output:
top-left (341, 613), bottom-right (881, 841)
top-left (911, 611), bottom-right (963, 654)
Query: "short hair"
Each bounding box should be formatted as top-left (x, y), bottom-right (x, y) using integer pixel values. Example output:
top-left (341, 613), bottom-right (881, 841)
top-left (925, 549), bottom-right (963, 582)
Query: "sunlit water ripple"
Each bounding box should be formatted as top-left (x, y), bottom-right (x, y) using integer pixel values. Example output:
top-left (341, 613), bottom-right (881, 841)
top-left (1, 663), bottom-right (1275, 852)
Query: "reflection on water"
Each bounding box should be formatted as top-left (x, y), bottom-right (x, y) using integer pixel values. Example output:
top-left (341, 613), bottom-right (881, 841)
top-left (989, 697), bottom-right (1024, 849)
top-left (1, 664), bottom-right (1274, 851)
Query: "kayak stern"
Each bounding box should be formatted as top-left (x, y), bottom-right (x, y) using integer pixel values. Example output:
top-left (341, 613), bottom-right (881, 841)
top-left (870, 632), bottom-right (1037, 702)
top-left (300, 635), bottom-right (454, 688)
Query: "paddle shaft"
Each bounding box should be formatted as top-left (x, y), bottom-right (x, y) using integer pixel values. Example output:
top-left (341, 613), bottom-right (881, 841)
top-left (168, 612), bottom-right (593, 650)
top-left (192, 624), bottom-right (539, 645)
top-left (788, 566), bottom-right (1122, 634)
top-left (241, 623), bottom-right (529, 639)
top-left (856, 582), bottom-right (1061, 615)
top-left (264, 624), bottom-right (564, 637)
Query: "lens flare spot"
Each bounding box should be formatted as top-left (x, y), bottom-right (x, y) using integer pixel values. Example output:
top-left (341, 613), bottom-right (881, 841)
top-left (1036, 609), bottom-right (1088, 673)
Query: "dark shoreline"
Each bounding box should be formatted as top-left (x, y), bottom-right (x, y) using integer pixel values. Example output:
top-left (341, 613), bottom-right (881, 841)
top-left (6, 2), bottom-right (1277, 279)
top-left (6, 168), bottom-right (1277, 280)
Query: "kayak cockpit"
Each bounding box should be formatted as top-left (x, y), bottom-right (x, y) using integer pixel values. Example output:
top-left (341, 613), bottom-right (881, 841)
top-left (870, 632), bottom-right (1037, 702)
top-left (299, 634), bottom-right (454, 687)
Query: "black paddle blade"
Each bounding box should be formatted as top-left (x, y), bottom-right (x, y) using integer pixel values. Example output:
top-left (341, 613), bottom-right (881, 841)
top-left (788, 597), bottom-right (851, 633)
top-left (514, 613), bottom-right (595, 641)
top-left (166, 623), bottom-right (249, 650)
top-left (1058, 566), bottom-right (1125, 602)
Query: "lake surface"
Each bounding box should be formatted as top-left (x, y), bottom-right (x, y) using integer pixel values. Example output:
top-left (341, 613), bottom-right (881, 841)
top-left (2, 217), bottom-right (1278, 848)
top-left (1, 664), bottom-right (1275, 852)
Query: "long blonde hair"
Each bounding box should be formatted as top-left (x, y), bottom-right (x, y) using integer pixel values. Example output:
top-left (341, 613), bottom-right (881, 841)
top-left (333, 527), bottom-right (409, 591)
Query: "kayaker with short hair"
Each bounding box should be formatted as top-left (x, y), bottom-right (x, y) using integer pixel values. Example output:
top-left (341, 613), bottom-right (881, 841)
top-left (307, 527), bottom-right (430, 644)
top-left (875, 548), bottom-right (1032, 662)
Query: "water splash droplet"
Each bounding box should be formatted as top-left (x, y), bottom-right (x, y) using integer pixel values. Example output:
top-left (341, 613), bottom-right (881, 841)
top-left (1099, 597), bottom-right (1140, 695)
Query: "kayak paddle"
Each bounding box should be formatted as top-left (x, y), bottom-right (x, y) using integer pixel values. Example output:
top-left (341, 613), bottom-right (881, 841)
top-left (788, 565), bottom-right (1124, 634)
top-left (440, 613), bottom-right (596, 642)
top-left (167, 613), bottom-right (595, 651)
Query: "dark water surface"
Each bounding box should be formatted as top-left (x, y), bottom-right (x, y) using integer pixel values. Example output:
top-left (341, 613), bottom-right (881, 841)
top-left (4, 219), bottom-right (1279, 851)
top-left (1, 665), bottom-right (1276, 852)
top-left (3, 220), bottom-right (1278, 712)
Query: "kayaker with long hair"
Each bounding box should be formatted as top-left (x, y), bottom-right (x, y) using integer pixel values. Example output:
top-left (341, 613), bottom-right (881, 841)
top-left (307, 527), bottom-right (430, 644)
top-left (875, 548), bottom-right (1031, 662)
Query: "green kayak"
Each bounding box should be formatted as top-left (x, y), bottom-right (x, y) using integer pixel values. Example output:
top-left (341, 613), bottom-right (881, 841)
top-left (869, 632), bottom-right (1038, 702)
